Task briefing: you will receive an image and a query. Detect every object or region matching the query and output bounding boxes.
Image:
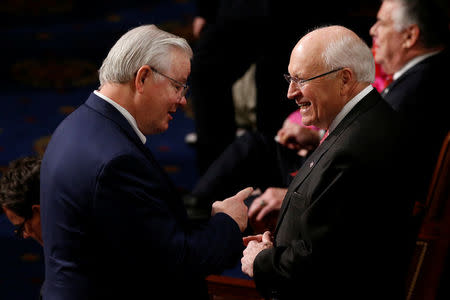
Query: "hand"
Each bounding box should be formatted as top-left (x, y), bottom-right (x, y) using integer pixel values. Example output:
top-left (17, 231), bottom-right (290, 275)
top-left (248, 187), bottom-right (286, 222)
top-left (276, 119), bottom-right (320, 156)
top-left (241, 231), bottom-right (273, 277)
top-left (192, 16), bottom-right (206, 39)
top-left (247, 188), bottom-right (285, 234)
top-left (212, 187), bottom-right (253, 232)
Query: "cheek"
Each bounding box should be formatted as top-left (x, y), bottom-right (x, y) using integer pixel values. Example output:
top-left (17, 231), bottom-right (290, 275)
top-left (381, 30), bottom-right (398, 50)
top-left (313, 89), bottom-right (333, 115)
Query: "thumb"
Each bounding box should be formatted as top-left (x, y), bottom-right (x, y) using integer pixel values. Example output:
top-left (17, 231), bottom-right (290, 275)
top-left (262, 231), bottom-right (272, 243)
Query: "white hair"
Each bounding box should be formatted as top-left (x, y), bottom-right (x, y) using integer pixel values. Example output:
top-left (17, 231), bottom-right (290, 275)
top-left (322, 31), bottom-right (375, 83)
top-left (384, 0), bottom-right (449, 48)
top-left (98, 24), bottom-right (193, 87)
top-left (388, 0), bottom-right (416, 32)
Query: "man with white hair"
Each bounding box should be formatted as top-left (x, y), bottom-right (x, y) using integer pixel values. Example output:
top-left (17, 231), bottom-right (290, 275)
top-left (241, 25), bottom-right (416, 299)
top-left (370, 0), bottom-right (449, 197)
top-left (40, 24), bottom-right (252, 300)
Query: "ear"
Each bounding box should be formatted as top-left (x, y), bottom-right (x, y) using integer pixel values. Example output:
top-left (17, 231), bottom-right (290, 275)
top-left (134, 65), bottom-right (151, 93)
top-left (32, 204), bottom-right (40, 215)
top-left (403, 24), bottom-right (420, 49)
top-left (339, 68), bottom-right (353, 95)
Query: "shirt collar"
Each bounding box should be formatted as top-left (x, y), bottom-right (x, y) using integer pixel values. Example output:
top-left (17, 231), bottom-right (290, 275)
top-left (93, 90), bottom-right (147, 144)
top-left (393, 50), bottom-right (441, 81)
top-left (328, 85), bottom-right (374, 133)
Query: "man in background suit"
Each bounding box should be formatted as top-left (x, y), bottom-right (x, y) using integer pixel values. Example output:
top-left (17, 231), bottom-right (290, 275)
top-left (241, 25), bottom-right (417, 299)
top-left (40, 24), bottom-right (252, 300)
top-left (370, 0), bottom-right (449, 199)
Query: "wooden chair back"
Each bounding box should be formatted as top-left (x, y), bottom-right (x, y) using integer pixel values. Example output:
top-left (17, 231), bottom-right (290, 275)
top-left (406, 131), bottom-right (450, 300)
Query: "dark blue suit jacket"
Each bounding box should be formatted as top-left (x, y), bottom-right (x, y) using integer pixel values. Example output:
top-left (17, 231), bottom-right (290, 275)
top-left (40, 93), bottom-right (243, 299)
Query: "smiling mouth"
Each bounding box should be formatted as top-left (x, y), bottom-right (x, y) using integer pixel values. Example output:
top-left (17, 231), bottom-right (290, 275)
top-left (298, 102), bottom-right (311, 109)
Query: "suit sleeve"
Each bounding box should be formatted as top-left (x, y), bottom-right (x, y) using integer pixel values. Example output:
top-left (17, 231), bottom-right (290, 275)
top-left (94, 154), bottom-right (243, 277)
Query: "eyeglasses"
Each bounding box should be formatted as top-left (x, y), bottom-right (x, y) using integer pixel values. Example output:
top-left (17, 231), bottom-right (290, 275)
top-left (150, 67), bottom-right (189, 99)
top-left (13, 218), bottom-right (28, 239)
top-left (284, 67), bottom-right (343, 89)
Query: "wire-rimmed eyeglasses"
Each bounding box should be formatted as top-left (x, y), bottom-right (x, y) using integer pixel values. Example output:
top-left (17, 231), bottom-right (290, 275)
top-left (13, 218), bottom-right (28, 239)
top-left (150, 66), bottom-right (189, 98)
top-left (284, 67), bottom-right (343, 89)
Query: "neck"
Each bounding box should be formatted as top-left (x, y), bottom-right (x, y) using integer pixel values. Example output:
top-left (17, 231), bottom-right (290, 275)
top-left (98, 83), bottom-right (136, 117)
top-left (395, 46), bottom-right (443, 73)
top-left (346, 82), bottom-right (370, 103)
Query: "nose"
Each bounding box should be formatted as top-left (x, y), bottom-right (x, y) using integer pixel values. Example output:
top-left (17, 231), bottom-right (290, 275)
top-left (287, 82), bottom-right (302, 100)
top-left (369, 23), bottom-right (377, 37)
top-left (178, 95), bottom-right (187, 106)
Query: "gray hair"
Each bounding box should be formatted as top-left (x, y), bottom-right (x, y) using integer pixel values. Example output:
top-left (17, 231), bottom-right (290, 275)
top-left (389, 0), bottom-right (415, 31)
top-left (385, 0), bottom-right (449, 47)
top-left (322, 31), bottom-right (375, 83)
top-left (98, 24), bottom-right (193, 87)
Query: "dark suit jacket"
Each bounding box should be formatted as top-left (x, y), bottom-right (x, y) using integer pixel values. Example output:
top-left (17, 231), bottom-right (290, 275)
top-left (40, 93), bottom-right (243, 300)
top-left (252, 90), bottom-right (416, 299)
top-left (383, 49), bottom-right (450, 197)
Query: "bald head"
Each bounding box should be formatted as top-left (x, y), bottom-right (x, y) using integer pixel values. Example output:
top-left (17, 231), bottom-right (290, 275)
top-left (292, 26), bottom-right (375, 83)
top-left (297, 25), bottom-right (360, 51)
top-left (286, 25), bottom-right (375, 129)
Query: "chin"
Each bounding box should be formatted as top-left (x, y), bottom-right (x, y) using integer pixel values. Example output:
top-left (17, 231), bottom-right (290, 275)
top-left (158, 123), bottom-right (169, 133)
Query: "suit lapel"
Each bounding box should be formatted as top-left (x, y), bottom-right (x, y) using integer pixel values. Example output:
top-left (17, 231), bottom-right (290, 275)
top-left (274, 90), bottom-right (382, 235)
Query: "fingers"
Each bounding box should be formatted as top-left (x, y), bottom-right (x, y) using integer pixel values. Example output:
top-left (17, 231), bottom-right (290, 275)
top-left (248, 197), bottom-right (262, 218)
top-left (235, 187), bottom-right (254, 200)
top-left (256, 205), bottom-right (272, 221)
top-left (262, 231), bottom-right (272, 243)
top-left (242, 234), bottom-right (263, 246)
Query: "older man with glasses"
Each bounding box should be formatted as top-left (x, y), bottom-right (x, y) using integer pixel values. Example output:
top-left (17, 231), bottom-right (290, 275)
top-left (241, 25), bottom-right (419, 300)
top-left (39, 24), bottom-right (252, 300)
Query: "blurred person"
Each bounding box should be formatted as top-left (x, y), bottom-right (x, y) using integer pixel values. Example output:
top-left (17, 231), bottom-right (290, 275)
top-left (0, 156), bottom-right (43, 300)
top-left (40, 24), bottom-right (253, 300)
top-left (0, 156), bottom-right (42, 245)
top-left (241, 25), bottom-right (418, 300)
top-left (370, 0), bottom-right (449, 197)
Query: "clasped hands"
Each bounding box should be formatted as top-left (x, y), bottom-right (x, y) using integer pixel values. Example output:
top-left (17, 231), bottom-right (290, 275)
top-left (241, 231), bottom-right (273, 277)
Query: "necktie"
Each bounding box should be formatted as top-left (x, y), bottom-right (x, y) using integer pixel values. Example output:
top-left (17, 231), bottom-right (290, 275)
top-left (319, 129), bottom-right (329, 145)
